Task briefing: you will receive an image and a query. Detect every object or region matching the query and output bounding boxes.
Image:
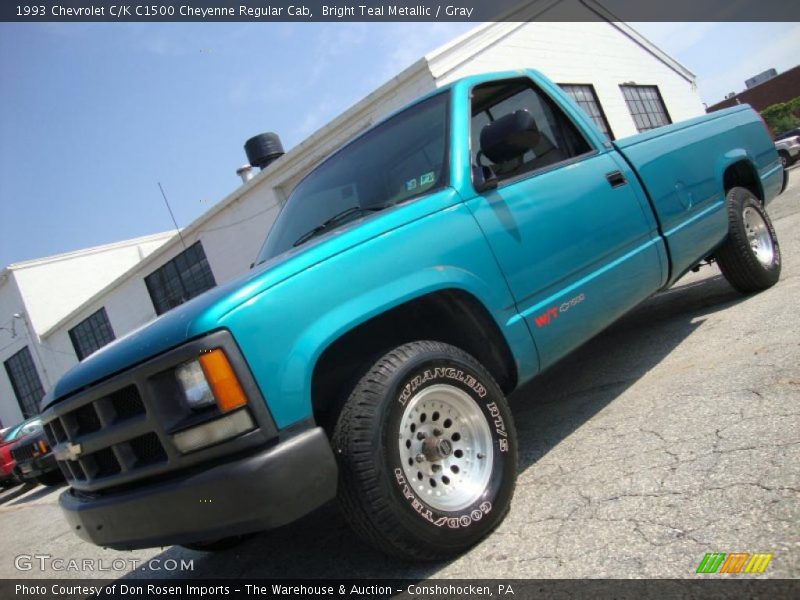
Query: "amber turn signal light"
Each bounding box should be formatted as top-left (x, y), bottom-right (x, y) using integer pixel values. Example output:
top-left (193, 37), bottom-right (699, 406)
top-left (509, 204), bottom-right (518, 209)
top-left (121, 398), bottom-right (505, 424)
top-left (198, 349), bottom-right (248, 413)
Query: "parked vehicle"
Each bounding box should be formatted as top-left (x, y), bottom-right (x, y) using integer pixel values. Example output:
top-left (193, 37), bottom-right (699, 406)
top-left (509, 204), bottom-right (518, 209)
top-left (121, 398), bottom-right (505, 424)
top-left (776, 135), bottom-right (800, 168)
top-left (775, 127), bottom-right (800, 141)
top-left (40, 69), bottom-right (785, 559)
top-left (0, 417), bottom-right (42, 488)
top-left (11, 428), bottom-right (64, 486)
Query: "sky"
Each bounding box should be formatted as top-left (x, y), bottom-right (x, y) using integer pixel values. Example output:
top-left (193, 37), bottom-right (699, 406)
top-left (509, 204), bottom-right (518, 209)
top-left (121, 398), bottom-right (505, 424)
top-left (1, 20), bottom-right (798, 269)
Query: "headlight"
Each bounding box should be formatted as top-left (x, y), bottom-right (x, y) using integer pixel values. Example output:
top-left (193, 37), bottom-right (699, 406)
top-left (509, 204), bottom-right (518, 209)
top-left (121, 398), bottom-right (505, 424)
top-left (172, 347), bottom-right (250, 452)
top-left (175, 360), bottom-right (216, 410)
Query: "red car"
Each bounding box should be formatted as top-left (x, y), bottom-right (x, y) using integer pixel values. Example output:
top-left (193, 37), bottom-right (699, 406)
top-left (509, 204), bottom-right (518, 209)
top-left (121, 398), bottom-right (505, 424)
top-left (0, 417), bottom-right (42, 488)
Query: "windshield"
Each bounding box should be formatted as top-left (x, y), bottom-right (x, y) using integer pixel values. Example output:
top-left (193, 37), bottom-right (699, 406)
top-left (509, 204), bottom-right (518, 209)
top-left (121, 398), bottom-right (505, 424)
top-left (2, 418), bottom-right (41, 442)
top-left (256, 91), bottom-right (450, 262)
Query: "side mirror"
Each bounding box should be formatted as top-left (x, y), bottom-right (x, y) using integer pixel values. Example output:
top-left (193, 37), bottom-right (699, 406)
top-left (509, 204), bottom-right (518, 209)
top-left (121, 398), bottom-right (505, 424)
top-left (472, 164), bottom-right (498, 193)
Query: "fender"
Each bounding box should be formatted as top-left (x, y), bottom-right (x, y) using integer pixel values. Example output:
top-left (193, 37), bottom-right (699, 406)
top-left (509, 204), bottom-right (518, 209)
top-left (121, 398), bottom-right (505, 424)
top-left (216, 201), bottom-right (539, 428)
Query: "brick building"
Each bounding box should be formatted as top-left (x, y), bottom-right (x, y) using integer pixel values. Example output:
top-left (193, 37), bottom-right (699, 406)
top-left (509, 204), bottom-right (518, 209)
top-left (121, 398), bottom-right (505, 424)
top-left (707, 65), bottom-right (800, 113)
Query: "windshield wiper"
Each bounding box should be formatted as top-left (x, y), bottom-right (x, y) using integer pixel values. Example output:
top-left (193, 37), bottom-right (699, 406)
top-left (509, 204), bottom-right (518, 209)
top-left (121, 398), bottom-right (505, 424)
top-left (292, 206), bottom-right (382, 248)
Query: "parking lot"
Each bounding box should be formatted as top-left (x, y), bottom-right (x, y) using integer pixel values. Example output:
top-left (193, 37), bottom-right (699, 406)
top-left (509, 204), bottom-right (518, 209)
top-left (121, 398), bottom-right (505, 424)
top-left (1, 171), bottom-right (798, 580)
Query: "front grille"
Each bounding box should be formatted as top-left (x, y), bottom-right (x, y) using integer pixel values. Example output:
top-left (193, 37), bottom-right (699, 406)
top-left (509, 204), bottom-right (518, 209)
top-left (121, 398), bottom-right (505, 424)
top-left (42, 384), bottom-right (168, 488)
top-left (11, 442), bottom-right (36, 462)
top-left (48, 419), bottom-right (67, 444)
top-left (109, 385), bottom-right (146, 421)
top-left (73, 403), bottom-right (102, 435)
top-left (64, 459), bottom-right (86, 481)
top-left (92, 448), bottom-right (121, 478)
top-left (43, 385), bottom-right (145, 451)
top-left (129, 433), bottom-right (168, 466)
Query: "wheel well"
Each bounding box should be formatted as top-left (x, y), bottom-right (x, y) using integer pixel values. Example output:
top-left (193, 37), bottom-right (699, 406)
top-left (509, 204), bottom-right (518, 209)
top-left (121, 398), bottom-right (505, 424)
top-left (723, 160), bottom-right (763, 202)
top-left (310, 289), bottom-right (517, 430)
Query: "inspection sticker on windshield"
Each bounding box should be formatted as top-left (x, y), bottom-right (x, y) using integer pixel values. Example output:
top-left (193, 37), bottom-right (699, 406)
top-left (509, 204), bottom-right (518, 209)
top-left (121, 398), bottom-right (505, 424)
top-left (405, 178), bottom-right (418, 191)
top-left (420, 171), bottom-right (435, 186)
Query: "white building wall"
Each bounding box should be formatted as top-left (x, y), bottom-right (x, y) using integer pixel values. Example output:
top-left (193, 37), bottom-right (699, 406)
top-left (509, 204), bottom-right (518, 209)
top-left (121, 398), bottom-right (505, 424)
top-left (0, 274), bottom-right (54, 427)
top-left (11, 233), bottom-right (172, 336)
top-left (0, 277), bottom-right (30, 427)
top-left (196, 185), bottom-right (284, 284)
top-left (0, 234), bottom-right (172, 427)
top-left (431, 21), bottom-right (704, 139)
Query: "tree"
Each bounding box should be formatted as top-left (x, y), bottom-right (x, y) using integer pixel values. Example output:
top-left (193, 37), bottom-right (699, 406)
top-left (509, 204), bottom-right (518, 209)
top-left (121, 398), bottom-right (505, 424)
top-left (761, 97), bottom-right (800, 135)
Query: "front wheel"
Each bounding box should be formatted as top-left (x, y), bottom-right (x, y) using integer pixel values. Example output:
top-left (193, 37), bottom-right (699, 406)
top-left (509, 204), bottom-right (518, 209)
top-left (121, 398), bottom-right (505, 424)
top-left (714, 187), bottom-right (781, 294)
top-left (332, 341), bottom-right (517, 561)
top-left (778, 151), bottom-right (790, 169)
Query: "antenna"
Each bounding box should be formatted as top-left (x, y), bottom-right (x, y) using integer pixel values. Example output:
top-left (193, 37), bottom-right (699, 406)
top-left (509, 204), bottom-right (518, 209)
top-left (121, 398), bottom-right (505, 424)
top-left (158, 182), bottom-right (187, 250)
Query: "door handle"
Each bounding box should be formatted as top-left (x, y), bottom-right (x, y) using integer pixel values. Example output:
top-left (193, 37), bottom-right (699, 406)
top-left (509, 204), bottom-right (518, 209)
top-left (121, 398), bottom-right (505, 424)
top-left (606, 171), bottom-right (627, 188)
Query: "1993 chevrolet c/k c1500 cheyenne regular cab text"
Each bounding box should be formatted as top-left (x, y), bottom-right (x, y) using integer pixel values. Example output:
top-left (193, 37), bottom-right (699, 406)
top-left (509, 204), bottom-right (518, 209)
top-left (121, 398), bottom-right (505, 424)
top-left (40, 70), bottom-right (786, 560)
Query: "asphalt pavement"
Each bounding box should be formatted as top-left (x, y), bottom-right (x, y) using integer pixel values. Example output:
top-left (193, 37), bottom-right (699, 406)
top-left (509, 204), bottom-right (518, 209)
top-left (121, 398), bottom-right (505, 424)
top-left (1, 169), bottom-right (798, 580)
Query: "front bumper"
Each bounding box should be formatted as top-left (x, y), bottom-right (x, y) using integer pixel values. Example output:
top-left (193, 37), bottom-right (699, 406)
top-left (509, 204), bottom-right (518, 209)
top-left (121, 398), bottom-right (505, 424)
top-left (15, 453), bottom-right (58, 481)
top-left (59, 427), bottom-right (337, 550)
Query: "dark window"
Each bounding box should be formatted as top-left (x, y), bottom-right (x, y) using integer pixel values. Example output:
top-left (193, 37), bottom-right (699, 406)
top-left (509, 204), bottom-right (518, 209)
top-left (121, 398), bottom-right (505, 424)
top-left (256, 92), bottom-right (450, 262)
top-left (620, 85), bottom-right (671, 132)
top-left (144, 241), bottom-right (216, 315)
top-left (4, 347), bottom-right (44, 418)
top-left (68, 308), bottom-right (115, 361)
top-left (470, 78), bottom-right (592, 183)
top-left (559, 84), bottom-right (614, 140)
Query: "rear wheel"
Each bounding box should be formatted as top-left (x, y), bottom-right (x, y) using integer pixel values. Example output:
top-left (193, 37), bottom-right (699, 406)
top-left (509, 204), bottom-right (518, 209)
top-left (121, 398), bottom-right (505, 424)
top-left (332, 341), bottom-right (517, 560)
top-left (778, 151), bottom-right (790, 169)
top-left (714, 187), bottom-right (781, 293)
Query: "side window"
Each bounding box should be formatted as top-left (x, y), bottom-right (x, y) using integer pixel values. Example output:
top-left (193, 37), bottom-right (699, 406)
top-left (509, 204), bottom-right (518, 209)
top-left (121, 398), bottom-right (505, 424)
top-left (471, 79), bottom-right (591, 183)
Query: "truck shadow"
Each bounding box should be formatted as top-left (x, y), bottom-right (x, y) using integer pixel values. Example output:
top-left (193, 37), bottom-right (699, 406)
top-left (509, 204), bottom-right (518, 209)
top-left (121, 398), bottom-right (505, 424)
top-left (0, 482), bottom-right (37, 506)
top-left (119, 270), bottom-right (747, 580)
top-left (6, 482), bottom-right (65, 506)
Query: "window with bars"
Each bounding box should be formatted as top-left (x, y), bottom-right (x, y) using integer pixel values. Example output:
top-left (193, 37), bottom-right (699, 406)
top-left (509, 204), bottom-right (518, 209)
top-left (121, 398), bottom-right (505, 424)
top-left (559, 84), bottom-right (614, 140)
top-left (144, 241), bottom-right (216, 316)
top-left (69, 308), bottom-right (116, 361)
top-left (4, 347), bottom-right (45, 418)
top-left (620, 85), bottom-right (671, 132)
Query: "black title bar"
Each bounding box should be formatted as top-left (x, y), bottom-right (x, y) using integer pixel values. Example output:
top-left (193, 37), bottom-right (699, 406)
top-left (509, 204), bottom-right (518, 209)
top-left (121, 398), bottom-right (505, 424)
top-left (3, 0), bottom-right (800, 23)
top-left (2, 579), bottom-right (800, 600)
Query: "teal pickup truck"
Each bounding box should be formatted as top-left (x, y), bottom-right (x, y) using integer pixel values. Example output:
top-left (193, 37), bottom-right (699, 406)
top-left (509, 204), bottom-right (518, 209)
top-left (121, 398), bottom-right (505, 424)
top-left (41, 70), bottom-right (786, 560)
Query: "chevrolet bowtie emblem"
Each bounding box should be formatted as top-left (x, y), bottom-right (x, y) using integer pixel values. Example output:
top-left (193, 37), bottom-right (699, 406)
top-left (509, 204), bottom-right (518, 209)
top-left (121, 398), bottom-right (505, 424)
top-left (54, 442), bottom-right (82, 461)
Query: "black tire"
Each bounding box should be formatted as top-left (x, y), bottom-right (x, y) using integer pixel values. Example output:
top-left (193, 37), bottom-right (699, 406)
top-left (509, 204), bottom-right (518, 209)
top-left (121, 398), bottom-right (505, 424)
top-left (36, 470), bottom-right (65, 486)
top-left (332, 341), bottom-right (517, 560)
top-left (778, 151), bottom-right (789, 169)
top-left (714, 187), bottom-right (781, 294)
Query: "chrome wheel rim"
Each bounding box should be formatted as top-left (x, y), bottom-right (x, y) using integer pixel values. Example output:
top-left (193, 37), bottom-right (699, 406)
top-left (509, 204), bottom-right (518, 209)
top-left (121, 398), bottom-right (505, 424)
top-left (742, 206), bottom-right (775, 267)
top-left (398, 384), bottom-right (494, 512)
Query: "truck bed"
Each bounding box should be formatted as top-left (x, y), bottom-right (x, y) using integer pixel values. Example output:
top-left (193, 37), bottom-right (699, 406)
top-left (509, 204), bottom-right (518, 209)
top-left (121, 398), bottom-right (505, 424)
top-left (614, 105), bottom-right (784, 282)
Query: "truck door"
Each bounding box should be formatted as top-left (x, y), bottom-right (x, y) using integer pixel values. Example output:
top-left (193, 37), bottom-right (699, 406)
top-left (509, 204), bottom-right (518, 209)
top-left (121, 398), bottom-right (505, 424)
top-left (463, 77), bottom-right (664, 369)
